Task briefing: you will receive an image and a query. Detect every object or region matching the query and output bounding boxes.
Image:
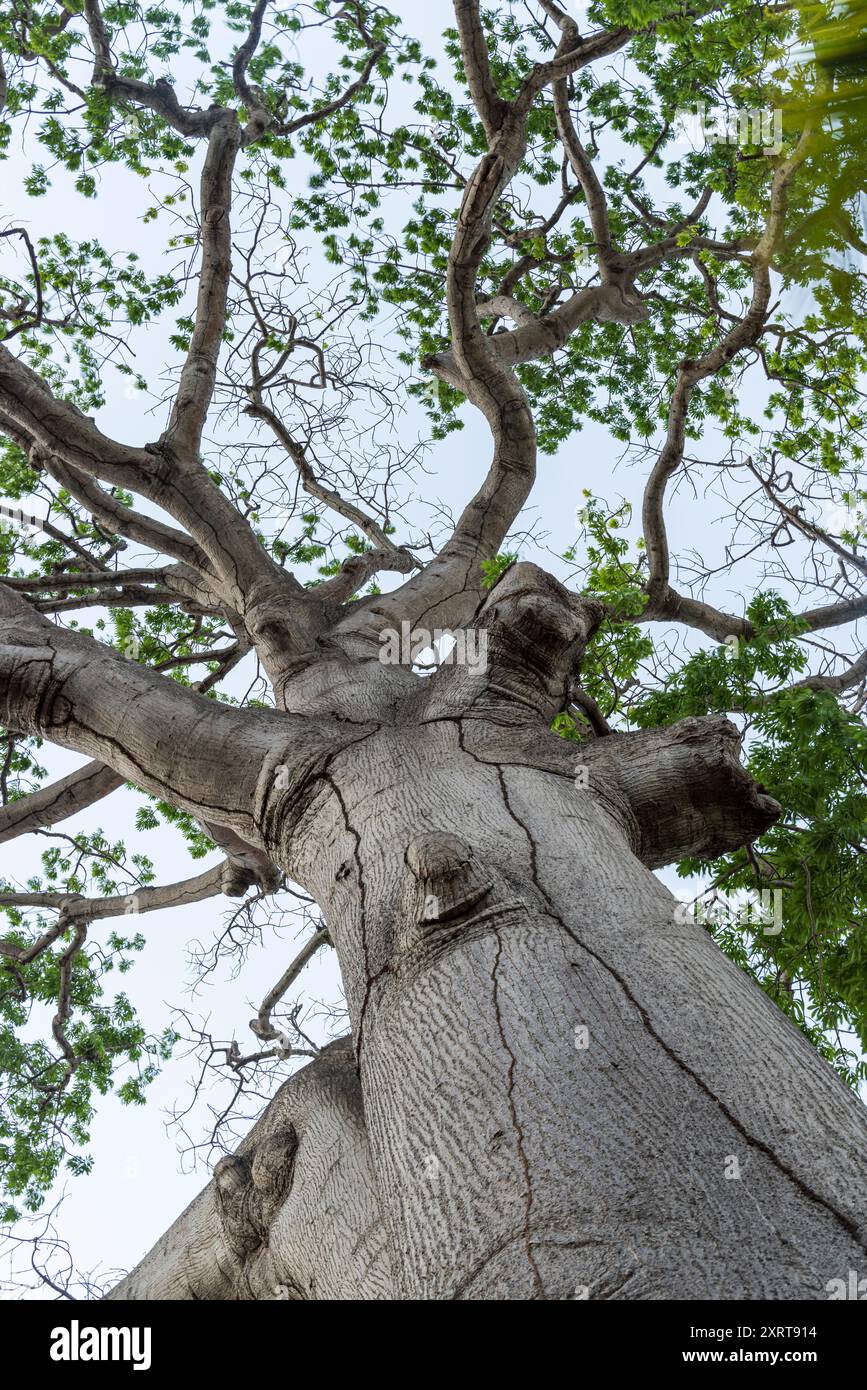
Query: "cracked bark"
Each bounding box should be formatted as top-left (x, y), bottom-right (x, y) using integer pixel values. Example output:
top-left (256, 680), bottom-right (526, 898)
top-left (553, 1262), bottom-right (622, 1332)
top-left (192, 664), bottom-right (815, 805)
top-left (254, 565), bottom-right (867, 1300)
top-left (8, 555), bottom-right (866, 1301)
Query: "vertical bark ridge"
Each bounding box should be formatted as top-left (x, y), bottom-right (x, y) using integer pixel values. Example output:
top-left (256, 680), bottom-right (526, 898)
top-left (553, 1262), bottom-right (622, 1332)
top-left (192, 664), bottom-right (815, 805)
top-left (490, 929), bottom-right (546, 1298)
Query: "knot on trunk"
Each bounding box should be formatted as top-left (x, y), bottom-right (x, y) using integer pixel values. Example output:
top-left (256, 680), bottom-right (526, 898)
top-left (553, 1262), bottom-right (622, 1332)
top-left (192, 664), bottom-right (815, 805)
top-left (422, 562), bottom-right (604, 725)
top-left (214, 1127), bottom-right (298, 1258)
top-left (220, 862), bottom-right (258, 897)
top-left (578, 716), bottom-right (782, 867)
top-left (219, 858), bottom-right (282, 898)
top-left (402, 832), bottom-right (493, 940)
top-left (243, 581), bottom-right (328, 694)
top-left (480, 562), bottom-right (603, 679)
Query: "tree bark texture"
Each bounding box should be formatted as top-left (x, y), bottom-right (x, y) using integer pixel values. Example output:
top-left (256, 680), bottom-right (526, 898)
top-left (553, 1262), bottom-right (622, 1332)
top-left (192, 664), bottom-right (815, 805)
top-left (105, 567), bottom-right (867, 1301)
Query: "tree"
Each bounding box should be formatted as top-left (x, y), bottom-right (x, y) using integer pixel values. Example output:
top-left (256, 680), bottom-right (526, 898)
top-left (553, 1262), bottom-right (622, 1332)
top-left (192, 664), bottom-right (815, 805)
top-left (1, 0), bottom-right (866, 1301)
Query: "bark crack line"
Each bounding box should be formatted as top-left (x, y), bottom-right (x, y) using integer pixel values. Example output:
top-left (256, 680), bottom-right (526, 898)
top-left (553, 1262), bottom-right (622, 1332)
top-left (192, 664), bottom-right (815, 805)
top-left (491, 765), bottom-right (867, 1257)
top-left (564, 922), bottom-right (867, 1257)
top-left (448, 1223), bottom-right (533, 1299)
top-left (271, 722), bottom-right (382, 835)
top-left (35, 637), bottom-right (254, 823)
top-left (489, 928), bottom-right (545, 1300)
top-left (320, 771), bottom-right (385, 1062)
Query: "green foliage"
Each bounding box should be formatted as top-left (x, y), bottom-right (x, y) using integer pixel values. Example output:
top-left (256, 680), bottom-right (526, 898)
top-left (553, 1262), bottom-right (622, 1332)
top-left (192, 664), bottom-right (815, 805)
top-left (1, 885), bottom-right (174, 1217)
top-left (481, 551), bottom-right (518, 588)
top-left (134, 796), bottom-right (214, 858)
top-left (678, 689), bottom-right (867, 1089)
top-left (566, 495), bottom-right (652, 716)
top-left (0, 732), bottom-right (176, 1213)
top-left (632, 594), bottom-right (810, 725)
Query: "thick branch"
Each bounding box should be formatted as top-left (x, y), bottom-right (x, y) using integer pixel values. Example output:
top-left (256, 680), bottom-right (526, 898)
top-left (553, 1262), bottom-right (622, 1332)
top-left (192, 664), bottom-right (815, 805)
top-left (315, 548), bottom-right (416, 605)
top-left (637, 586), bottom-right (867, 645)
top-left (83, 0), bottom-right (224, 138)
top-left (0, 760), bottom-right (123, 844)
top-left (793, 648), bottom-right (867, 695)
top-left (580, 717), bottom-right (781, 868)
top-left (800, 593), bottom-right (867, 633)
top-left (424, 279), bottom-right (649, 391)
top-left (547, 8), bottom-right (617, 276)
top-left (4, 567), bottom-right (178, 594)
top-left (517, 25), bottom-right (631, 106)
top-left (423, 561), bottom-right (603, 726)
top-left (107, 1038), bottom-right (392, 1301)
top-left (0, 863), bottom-right (227, 939)
top-left (453, 0), bottom-right (510, 140)
top-left (232, 0), bottom-right (270, 110)
top-left (161, 116), bottom-right (242, 461)
top-left (0, 583), bottom-right (355, 846)
top-left (0, 352), bottom-right (311, 644)
top-left (336, 30), bottom-right (544, 644)
top-left (44, 451), bottom-right (212, 576)
top-left (199, 818), bottom-right (282, 896)
top-left (0, 747), bottom-right (279, 895)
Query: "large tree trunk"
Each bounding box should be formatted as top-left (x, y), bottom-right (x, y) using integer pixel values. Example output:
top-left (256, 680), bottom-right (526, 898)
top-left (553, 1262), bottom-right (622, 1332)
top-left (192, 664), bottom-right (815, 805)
top-left (3, 0), bottom-right (865, 1310)
top-left (283, 725), bottom-right (867, 1300)
top-left (109, 565), bottom-right (867, 1301)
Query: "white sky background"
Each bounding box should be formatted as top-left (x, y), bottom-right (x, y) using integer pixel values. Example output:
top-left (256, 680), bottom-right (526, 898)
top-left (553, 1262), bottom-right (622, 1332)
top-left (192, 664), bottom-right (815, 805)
top-left (0, 0), bottom-right (863, 1292)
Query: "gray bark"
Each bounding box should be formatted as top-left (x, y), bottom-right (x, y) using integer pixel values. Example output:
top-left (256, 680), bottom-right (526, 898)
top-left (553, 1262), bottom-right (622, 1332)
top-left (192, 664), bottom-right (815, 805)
top-left (107, 1039), bottom-right (392, 1300)
top-left (105, 565), bottom-right (867, 1301)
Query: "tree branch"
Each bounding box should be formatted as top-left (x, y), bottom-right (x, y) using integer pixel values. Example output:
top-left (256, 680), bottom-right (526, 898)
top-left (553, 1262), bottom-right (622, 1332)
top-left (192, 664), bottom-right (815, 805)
top-left (0, 760), bottom-right (123, 844)
top-left (452, 0), bottom-right (509, 140)
top-left (641, 261), bottom-right (775, 592)
top-left (38, 455), bottom-right (213, 575)
top-left (231, 0), bottom-right (271, 111)
top-left (424, 278), bottom-right (649, 390)
top-left (244, 395), bottom-right (409, 559)
top-left (161, 116), bottom-right (242, 462)
top-left (0, 227), bottom-right (43, 342)
top-left (746, 455), bottom-right (867, 580)
top-left (579, 716), bottom-right (781, 869)
top-left (0, 582), bottom-right (356, 845)
top-left (83, 0), bottom-right (224, 138)
top-left (106, 1037), bottom-right (392, 1301)
top-left (315, 548), bottom-right (417, 605)
top-left (545, 7), bottom-right (617, 276)
top-left (792, 648), bottom-right (867, 696)
top-left (641, 121), bottom-right (817, 620)
top-left (0, 862), bottom-right (228, 941)
top-left (0, 352), bottom-right (313, 652)
top-left (277, 36), bottom-right (385, 141)
top-left (249, 925), bottom-right (330, 1046)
